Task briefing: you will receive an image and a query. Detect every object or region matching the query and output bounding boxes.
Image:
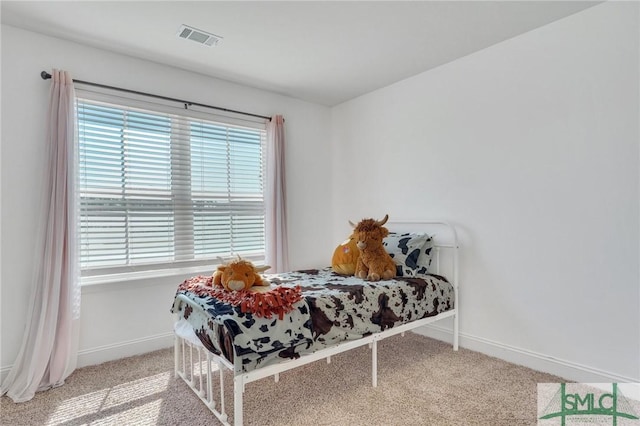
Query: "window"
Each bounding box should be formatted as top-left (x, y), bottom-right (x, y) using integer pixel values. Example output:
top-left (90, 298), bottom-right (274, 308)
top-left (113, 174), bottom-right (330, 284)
top-left (77, 96), bottom-right (266, 277)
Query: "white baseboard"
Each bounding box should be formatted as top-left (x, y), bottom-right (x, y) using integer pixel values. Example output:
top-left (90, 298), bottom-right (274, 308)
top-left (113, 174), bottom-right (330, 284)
top-left (1, 332), bottom-right (174, 386)
top-left (414, 324), bottom-right (639, 384)
top-left (77, 332), bottom-right (175, 368)
top-left (4, 327), bottom-right (636, 386)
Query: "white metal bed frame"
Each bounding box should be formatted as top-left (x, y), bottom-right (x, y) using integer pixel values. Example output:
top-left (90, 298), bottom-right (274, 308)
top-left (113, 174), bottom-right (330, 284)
top-left (174, 221), bottom-right (459, 426)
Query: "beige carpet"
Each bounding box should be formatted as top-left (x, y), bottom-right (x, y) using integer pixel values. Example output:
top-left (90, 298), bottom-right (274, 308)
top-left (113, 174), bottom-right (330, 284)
top-left (1, 333), bottom-right (565, 425)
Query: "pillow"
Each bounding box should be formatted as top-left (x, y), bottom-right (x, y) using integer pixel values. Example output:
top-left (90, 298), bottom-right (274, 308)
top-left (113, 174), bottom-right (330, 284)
top-left (383, 232), bottom-right (434, 277)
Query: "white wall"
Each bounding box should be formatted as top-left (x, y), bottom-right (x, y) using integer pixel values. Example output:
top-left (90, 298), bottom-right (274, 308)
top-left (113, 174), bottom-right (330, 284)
top-left (0, 25), bottom-right (333, 375)
top-left (331, 2), bottom-right (639, 382)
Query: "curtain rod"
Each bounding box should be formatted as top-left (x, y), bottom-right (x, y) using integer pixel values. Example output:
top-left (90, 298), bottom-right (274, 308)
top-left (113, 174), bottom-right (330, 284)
top-left (40, 71), bottom-right (271, 121)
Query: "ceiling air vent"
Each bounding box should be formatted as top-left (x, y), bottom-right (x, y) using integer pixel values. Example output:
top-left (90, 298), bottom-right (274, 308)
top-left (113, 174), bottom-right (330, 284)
top-left (177, 24), bottom-right (223, 47)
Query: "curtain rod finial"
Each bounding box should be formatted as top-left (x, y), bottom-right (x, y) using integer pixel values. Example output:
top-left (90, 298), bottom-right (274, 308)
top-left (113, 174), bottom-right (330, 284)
top-left (40, 71), bottom-right (51, 80)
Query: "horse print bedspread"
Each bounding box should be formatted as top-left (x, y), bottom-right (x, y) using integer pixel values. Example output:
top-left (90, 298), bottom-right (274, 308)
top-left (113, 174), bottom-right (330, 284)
top-left (171, 268), bottom-right (454, 373)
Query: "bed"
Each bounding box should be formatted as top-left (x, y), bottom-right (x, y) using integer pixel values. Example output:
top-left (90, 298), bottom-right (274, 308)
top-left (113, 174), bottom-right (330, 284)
top-left (171, 221), bottom-right (459, 426)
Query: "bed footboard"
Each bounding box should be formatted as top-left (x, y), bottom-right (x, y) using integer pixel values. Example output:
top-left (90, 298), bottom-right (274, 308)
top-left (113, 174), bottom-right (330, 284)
top-left (175, 330), bottom-right (233, 425)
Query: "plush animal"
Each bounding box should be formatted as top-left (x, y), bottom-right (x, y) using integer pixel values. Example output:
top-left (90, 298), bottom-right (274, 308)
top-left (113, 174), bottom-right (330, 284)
top-left (350, 214), bottom-right (396, 281)
top-left (331, 233), bottom-right (360, 275)
top-left (213, 256), bottom-right (271, 292)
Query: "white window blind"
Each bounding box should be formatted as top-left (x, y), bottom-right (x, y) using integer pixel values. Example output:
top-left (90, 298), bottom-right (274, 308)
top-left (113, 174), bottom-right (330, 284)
top-left (77, 96), bottom-right (266, 276)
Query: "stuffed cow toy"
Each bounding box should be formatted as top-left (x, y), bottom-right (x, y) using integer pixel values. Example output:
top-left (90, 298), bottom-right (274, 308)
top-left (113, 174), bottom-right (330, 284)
top-left (350, 214), bottom-right (396, 281)
top-left (213, 257), bottom-right (271, 291)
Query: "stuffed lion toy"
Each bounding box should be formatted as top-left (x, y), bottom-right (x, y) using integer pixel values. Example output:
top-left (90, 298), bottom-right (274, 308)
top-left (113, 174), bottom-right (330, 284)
top-left (213, 256), bottom-right (271, 292)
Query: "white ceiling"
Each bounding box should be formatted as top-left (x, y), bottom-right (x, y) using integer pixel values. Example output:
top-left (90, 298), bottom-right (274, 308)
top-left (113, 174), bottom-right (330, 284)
top-left (1, 1), bottom-right (599, 106)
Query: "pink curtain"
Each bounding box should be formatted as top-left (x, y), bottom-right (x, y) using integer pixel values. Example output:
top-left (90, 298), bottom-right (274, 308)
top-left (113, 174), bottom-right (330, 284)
top-left (1, 69), bottom-right (80, 402)
top-left (265, 115), bottom-right (289, 272)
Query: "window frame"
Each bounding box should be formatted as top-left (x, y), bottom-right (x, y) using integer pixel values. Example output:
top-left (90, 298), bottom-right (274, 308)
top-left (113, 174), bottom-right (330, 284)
top-left (75, 88), bottom-right (268, 283)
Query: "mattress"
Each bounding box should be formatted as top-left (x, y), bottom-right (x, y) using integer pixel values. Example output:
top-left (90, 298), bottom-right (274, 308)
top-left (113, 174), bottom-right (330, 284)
top-left (171, 267), bottom-right (454, 372)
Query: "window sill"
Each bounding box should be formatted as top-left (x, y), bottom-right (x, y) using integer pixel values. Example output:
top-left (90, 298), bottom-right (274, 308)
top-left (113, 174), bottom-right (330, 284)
top-left (81, 265), bottom-right (214, 288)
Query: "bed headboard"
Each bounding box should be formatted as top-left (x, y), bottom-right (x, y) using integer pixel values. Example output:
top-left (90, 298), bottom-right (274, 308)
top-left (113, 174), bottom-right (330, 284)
top-left (387, 221), bottom-right (459, 291)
